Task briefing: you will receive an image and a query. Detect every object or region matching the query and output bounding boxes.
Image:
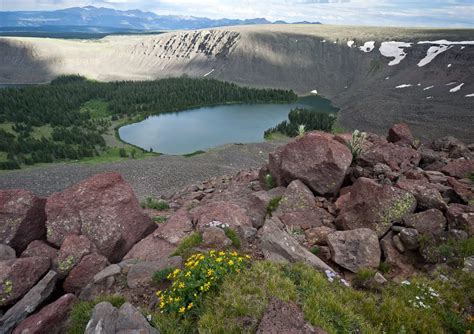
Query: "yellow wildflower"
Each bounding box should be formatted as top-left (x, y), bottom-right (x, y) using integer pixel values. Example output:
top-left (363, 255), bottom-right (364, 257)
top-left (179, 306), bottom-right (186, 313)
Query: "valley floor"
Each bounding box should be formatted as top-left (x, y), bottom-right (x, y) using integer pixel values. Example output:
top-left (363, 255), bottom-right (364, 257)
top-left (0, 140), bottom-right (287, 199)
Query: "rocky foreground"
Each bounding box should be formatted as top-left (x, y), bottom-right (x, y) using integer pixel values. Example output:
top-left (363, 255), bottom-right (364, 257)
top-left (0, 123), bottom-right (473, 333)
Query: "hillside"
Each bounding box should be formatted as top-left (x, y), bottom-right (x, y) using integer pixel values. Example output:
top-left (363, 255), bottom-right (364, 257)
top-left (0, 123), bottom-right (473, 333)
top-left (0, 25), bottom-right (473, 141)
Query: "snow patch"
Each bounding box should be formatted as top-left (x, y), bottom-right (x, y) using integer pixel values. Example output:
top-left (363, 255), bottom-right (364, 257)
top-left (465, 93), bottom-right (474, 97)
top-left (310, 89), bottom-right (318, 95)
top-left (395, 84), bottom-right (412, 89)
top-left (359, 41), bottom-right (375, 53)
top-left (379, 41), bottom-right (412, 66)
top-left (449, 83), bottom-right (464, 93)
top-left (418, 40), bottom-right (474, 45)
top-left (203, 69), bottom-right (215, 77)
top-left (347, 40), bottom-right (355, 48)
top-left (423, 85), bottom-right (434, 91)
top-left (417, 45), bottom-right (452, 67)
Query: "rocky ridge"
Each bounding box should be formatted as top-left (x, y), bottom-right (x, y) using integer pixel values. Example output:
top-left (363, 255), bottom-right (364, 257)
top-left (0, 123), bottom-right (473, 333)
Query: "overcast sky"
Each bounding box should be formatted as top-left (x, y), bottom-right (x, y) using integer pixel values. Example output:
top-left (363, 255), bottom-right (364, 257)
top-left (1, 0), bottom-right (473, 27)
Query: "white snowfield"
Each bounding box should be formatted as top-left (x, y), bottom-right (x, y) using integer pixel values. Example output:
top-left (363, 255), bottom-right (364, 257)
top-left (418, 40), bottom-right (474, 45)
top-left (347, 40), bottom-right (355, 48)
top-left (379, 42), bottom-right (412, 66)
top-left (359, 41), bottom-right (375, 53)
top-left (395, 84), bottom-right (412, 89)
top-left (417, 45), bottom-right (452, 67)
top-left (449, 83), bottom-right (464, 93)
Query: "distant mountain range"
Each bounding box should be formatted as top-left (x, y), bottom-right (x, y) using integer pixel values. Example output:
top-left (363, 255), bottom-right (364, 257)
top-left (0, 6), bottom-right (321, 32)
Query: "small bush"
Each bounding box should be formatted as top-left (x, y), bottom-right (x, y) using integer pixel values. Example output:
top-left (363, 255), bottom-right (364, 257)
top-left (141, 197), bottom-right (170, 210)
top-left (156, 251), bottom-right (251, 316)
top-left (153, 216), bottom-right (168, 224)
top-left (223, 228), bottom-right (241, 249)
top-left (172, 233), bottom-right (203, 258)
top-left (67, 295), bottom-right (125, 334)
top-left (266, 196), bottom-right (282, 217)
top-left (153, 267), bottom-right (175, 284)
top-left (264, 173), bottom-right (277, 189)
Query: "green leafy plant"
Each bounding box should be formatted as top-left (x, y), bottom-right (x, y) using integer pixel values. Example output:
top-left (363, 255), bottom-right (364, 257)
top-left (141, 197), bottom-right (170, 210)
top-left (223, 228), bottom-right (241, 249)
top-left (266, 196), bottom-right (282, 216)
top-left (156, 250), bottom-right (250, 315)
top-left (347, 129), bottom-right (367, 160)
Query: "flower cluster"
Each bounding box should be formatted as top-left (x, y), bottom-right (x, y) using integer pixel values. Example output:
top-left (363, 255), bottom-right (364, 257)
top-left (156, 250), bottom-right (250, 315)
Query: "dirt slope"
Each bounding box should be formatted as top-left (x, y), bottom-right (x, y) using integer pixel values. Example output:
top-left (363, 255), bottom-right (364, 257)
top-left (0, 25), bottom-right (473, 141)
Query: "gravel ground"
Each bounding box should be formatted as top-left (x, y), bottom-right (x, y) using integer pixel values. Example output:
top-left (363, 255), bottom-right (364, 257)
top-left (0, 141), bottom-right (287, 199)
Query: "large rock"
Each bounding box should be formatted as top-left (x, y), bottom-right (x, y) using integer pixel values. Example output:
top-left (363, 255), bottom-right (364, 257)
top-left (0, 245), bottom-right (16, 261)
top-left (396, 179), bottom-right (447, 211)
top-left (154, 208), bottom-right (193, 245)
top-left (63, 253), bottom-right (108, 294)
top-left (0, 270), bottom-right (58, 334)
top-left (257, 298), bottom-right (325, 334)
top-left (387, 122), bottom-right (414, 146)
top-left (21, 240), bottom-right (57, 262)
top-left (127, 256), bottom-right (182, 289)
top-left (85, 302), bottom-right (158, 334)
top-left (274, 180), bottom-right (334, 230)
top-left (441, 159), bottom-right (474, 179)
top-left (358, 142), bottom-right (421, 171)
top-left (403, 209), bottom-right (446, 237)
top-left (259, 218), bottom-right (336, 274)
top-left (0, 257), bottom-right (50, 306)
top-left (0, 190), bottom-right (46, 254)
top-left (55, 234), bottom-right (94, 276)
top-left (123, 234), bottom-right (175, 262)
top-left (335, 178), bottom-right (416, 237)
top-left (13, 293), bottom-right (76, 334)
top-left (191, 201), bottom-right (252, 231)
top-left (446, 204), bottom-right (474, 236)
top-left (45, 172), bottom-right (155, 263)
top-left (268, 131), bottom-right (352, 195)
top-left (327, 228), bottom-right (381, 273)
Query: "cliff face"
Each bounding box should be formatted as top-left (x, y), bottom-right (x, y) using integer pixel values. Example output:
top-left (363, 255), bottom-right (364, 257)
top-left (0, 25), bottom-right (473, 141)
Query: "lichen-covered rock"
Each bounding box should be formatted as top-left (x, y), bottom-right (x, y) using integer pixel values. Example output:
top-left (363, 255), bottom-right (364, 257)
top-left (0, 190), bottom-right (46, 254)
top-left (358, 142), bottom-right (421, 171)
top-left (441, 159), bottom-right (474, 179)
top-left (191, 201), bottom-right (252, 231)
top-left (45, 172), bottom-right (155, 263)
top-left (327, 228), bottom-right (381, 273)
top-left (13, 293), bottom-right (76, 334)
top-left (403, 209), bottom-right (446, 237)
top-left (63, 253), bottom-right (108, 294)
top-left (123, 233), bottom-right (175, 262)
top-left (274, 180), bottom-right (334, 230)
top-left (54, 235), bottom-right (94, 276)
top-left (335, 178), bottom-right (416, 237)
top-left (0, 257), bottom-right (50, 306)
top-left (387, 122), bottom-right (414, 146)
top-left (0, 271), bottom-right (58, 334)
top-left (268, 131), bottom-right (352, 195)
top-left (153, 208), bottom-right (193, 245)
top-left (21, 240), bottom-right (57, 262)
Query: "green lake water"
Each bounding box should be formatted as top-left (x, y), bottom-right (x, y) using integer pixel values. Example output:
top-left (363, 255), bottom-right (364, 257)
top-left (118, 95), bottom-right (338, 155)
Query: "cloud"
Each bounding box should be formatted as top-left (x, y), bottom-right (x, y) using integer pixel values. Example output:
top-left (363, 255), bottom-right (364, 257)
top-left (1, 0), bottom-right (473, 27)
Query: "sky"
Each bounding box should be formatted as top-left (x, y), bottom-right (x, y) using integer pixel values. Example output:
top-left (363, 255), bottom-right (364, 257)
top-left (1, 0), bottom-right (473, 28)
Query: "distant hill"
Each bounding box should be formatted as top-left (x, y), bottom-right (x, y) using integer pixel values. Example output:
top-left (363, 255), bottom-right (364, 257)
top-left (0, 6), bottom-right (321, 32)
